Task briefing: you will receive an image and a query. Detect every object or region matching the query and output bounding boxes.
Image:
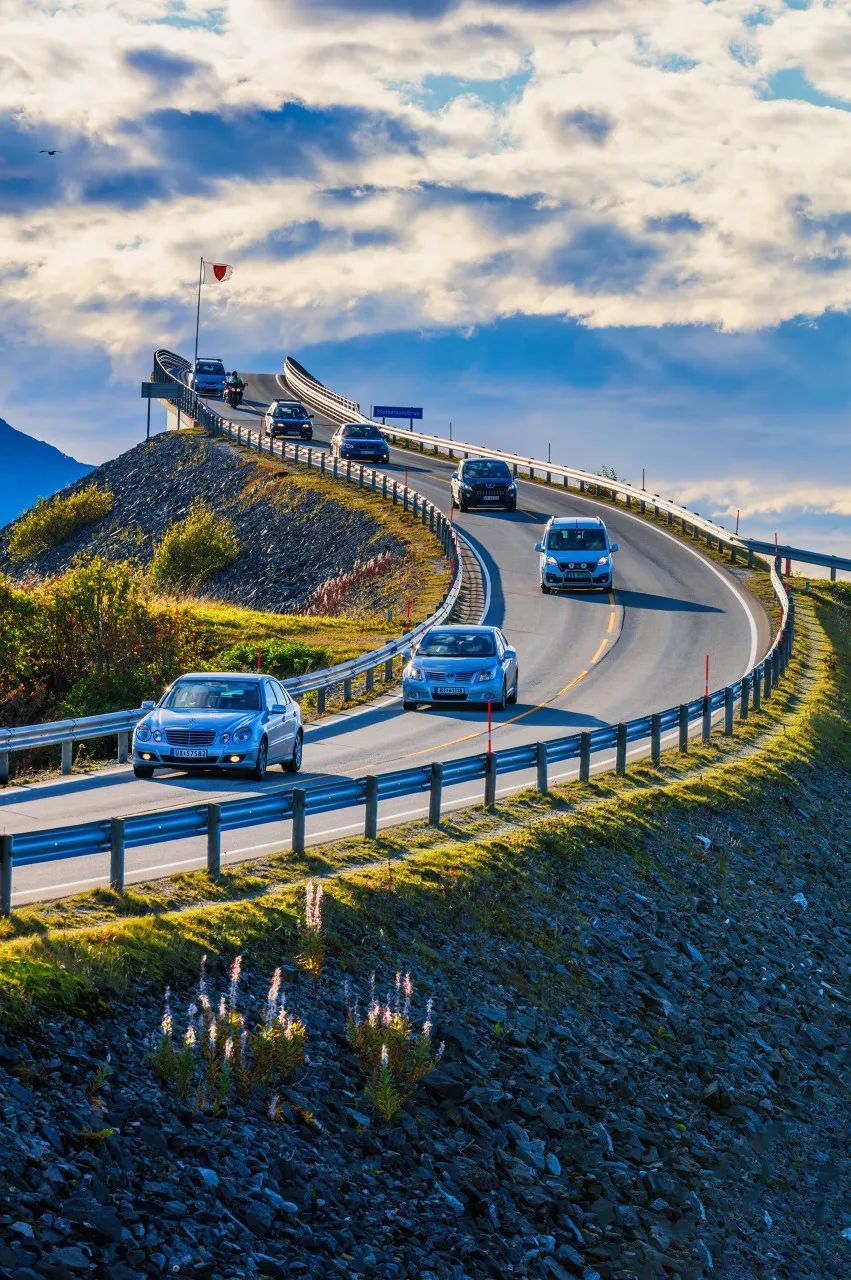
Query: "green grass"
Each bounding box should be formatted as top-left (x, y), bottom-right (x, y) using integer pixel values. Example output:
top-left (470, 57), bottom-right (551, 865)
top-left (7, 484), bottom-right (114, 561)
top-left (2, 585), bottom-right (845, 1030)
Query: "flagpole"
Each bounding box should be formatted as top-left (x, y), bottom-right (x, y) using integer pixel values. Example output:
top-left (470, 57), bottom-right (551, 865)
top-left (193, 257), bottom-right (204, 365)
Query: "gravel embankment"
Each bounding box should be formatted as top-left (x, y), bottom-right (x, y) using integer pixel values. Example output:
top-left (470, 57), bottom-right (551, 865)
top-left (1, 744), bottom-right (848, 1280)
top-left (0, 433), bottom-right (404, 613)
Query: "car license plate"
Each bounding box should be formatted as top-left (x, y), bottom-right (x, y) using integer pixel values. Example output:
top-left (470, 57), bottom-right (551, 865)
top-left (482, 494), bottom-right (500, 501)
top-left (435, 686), bottom-right (464, 696)
top-left (172, 748), bottom-right (208, 759)
top-left (565, 572), bottom-right (587, 579)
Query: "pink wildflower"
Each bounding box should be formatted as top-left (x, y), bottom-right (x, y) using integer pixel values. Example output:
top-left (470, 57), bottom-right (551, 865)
top-left (266, 967), bottom-right (282, 1028)
top-left (224, 1037), bottom-right (234, 1062)
top-left (228, 955), bottom-right (243, 1010)
top-left (184, 1026), bottom-right (197, 1047)
top-left (403, 973), bottom-right (413, 1019)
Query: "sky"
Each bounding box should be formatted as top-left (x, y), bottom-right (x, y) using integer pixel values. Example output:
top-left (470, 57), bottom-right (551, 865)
top-left (1, 0), bottom-right (850, 556)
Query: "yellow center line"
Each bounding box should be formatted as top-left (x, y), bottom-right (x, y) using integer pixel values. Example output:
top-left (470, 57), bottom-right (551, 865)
top-left (403, 667), bottom-right (591, 759)
top-left (607, 610), bottom-right (616, 634)
top-left (591, 637), bottom-right (609, 664)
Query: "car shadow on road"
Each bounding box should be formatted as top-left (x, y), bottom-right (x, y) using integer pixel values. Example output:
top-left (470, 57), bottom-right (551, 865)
top-left (409, 703), bottom-right (609, 732)
top-left (615, 589), bottom-right (723, 613)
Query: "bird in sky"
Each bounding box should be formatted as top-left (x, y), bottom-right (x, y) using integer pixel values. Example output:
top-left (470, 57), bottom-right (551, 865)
top-left (39, 149), bottom-right (61, 155)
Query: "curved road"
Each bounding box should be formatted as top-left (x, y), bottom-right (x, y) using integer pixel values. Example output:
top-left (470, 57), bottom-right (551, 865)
top-left (2, 369), bottom-right (771, 902)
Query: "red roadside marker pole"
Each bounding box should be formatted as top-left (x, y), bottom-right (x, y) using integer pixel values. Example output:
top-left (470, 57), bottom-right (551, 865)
top-left (487, 698), bottom-right (493, 754)
top-left (257, 645), bottom-right (262, 671)
top-left (405, 597), bottom-right (412, 621)
top-left (705, 653), bottom-right (709, 699)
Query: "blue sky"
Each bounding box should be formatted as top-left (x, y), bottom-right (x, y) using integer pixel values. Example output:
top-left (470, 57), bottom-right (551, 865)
top-left (1, 0), bottom-right (850, 556)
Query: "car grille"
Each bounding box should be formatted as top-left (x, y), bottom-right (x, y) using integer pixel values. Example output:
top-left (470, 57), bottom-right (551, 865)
top-left (165, 729), bottom-right (216, 746)
top-left (424, 670), bottom-right (476, 681)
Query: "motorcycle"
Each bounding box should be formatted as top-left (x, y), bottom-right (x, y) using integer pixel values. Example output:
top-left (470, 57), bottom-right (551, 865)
top-left (224, 383), bottom-right (244, 409)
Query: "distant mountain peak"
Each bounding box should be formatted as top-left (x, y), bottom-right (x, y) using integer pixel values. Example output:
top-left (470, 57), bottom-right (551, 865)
top-left (0, 417), bottom-right (93, 529)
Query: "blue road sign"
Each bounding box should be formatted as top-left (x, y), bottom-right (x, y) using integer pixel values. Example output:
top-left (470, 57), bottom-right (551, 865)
top-left (372, 405), bottom-right (423, 420)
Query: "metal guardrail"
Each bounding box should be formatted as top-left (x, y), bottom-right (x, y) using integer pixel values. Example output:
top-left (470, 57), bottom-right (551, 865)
top-left (283, 358), bottom-right (851, 580)
top-left (0, 587), bottom-right (795, 915)
top-left (0, 352), bottom-right (463, 782)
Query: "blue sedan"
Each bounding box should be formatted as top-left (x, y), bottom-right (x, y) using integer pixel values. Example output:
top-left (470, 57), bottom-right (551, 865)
top-left (402, 626), bottom-right (519, 711)
top-left (132, 673), bottom-right (303, 781)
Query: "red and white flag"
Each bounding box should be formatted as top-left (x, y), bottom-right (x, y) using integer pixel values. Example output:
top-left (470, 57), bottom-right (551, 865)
top-left (203, 260), bottom-right (232, 283)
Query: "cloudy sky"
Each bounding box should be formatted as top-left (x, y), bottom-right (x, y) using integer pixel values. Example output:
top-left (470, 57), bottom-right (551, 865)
top-left (2, 0), bottom-right (850, 555)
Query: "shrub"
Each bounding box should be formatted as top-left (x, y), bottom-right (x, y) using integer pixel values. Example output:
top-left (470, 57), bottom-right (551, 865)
top-left (7, 484), bottom-right (114, 561)
top-left (215, 637), bottom-right (331, 679)
top-left (345, 970), bottom-right (444, 1124)
top-left (149, 499), bottom-right (239, 593)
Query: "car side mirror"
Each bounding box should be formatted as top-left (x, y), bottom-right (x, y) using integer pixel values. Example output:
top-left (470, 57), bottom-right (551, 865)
top-left (503, 647), bottom-right (517, 661)
top-left (611, 543), bottom-right (619, 553)
top-left (534, 542), bottom-right (543, 553)
top-left (141, 700), bottom-right (155, 710)
top-left (271, 703), bottom-right (289, 715)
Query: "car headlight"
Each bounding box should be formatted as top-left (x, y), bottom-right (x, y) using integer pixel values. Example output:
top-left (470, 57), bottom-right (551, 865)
top-left (597, 555), bottom-right (611, 566)
top-left (152, 729), bottom-right (163, 742)
top-left (219, 731), bottom-right (231, 744)
top-left (507, 483), bottom-right (516, 494)
top-left (233, 727), bottom-right (253, 743)
top-left (408, 665), bottom-right (424, 681)
top-left (475, 666), bottom-right (499, 683)
top-left (135, 724), bottom-right (151, 742)
top-left (545, 555), bottom-right (559, 566)
top-left (461, 483), bottom-right (472, 492)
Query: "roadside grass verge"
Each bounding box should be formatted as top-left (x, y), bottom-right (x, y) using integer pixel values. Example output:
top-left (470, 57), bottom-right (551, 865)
top-left (1, 588), bottom-right (845, 1029)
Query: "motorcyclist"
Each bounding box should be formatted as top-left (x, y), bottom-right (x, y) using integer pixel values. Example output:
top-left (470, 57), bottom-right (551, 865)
top-left (225, 370), bottom-right (245, 406)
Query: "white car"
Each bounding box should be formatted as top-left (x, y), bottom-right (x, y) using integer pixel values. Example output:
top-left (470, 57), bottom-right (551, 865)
top-left (536, 516), bottom-right (618, 592)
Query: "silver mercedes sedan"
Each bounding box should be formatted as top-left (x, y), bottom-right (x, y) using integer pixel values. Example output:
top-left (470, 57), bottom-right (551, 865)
top-left (132, 673), bottom-right (303, 781)
top-left (402, 625), bottom-right (519, 711)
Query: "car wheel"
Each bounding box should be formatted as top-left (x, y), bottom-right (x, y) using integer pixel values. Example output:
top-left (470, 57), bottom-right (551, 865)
top-left (459, 499), bottom-right (468, 513)
top-left (283, 730), bottom-right (303, 773)
top-left (133, 765), bottom-right (155, 779)
top-left (492, 679), bottom-right (507, 712)
top-left (403, 699), bottom-right (418, 711)
top-left (506, 502), bottom-right (517, 512)
top-left (541, 582), bottom-right (550, 594)
top-left (508, 672), bottom-right (519, 704)
top-left (250, 737), bottom-right (268, 781)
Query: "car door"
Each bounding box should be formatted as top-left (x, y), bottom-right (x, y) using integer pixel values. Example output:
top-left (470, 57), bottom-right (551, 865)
top-left (262, 680), bottom-right (286, 762)
top-left (272, 679), bottom-right (297, 756)
top-left (496, 631), bottom-right (516, 687)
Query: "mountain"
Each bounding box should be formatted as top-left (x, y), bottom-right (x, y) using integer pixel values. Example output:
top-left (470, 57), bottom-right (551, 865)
top-left (0, 417), bottom-right (93, 526)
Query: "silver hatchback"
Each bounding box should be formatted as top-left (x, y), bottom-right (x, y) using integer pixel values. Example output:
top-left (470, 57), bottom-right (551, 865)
top-left (402, 626), bottom-right (519, 711)
top-left (132, 673), bottom-right (303, 781)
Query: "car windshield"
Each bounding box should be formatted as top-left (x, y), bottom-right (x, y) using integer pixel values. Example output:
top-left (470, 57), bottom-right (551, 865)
top-left (196, 361), bottom-right (224, 375)
top-left (417, 631), bottom-right (496, 658)
top-left (163, 679), bottom-right (261, 712)
top-left (342, 425), bottom-right (382, 439)
top-left (546, 527), bottom-right (607, 551)
top-left (463, 459), bottom-right (511, 479)
top-left (273, 404), bottom-right (306, 419)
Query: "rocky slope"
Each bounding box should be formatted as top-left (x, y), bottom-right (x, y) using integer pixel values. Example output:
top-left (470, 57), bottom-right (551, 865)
top-left (0, 417), bottom-right (91, 527)
top-left (0, 432), bottom-right (404, 613)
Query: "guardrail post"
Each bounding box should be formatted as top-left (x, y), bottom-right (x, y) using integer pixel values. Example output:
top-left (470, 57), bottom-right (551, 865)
top-left (412, 494), bottom-right (419, 517)
top-left (747, 547), bottom-right (754, 568)
top-left (701, 696), bottom-right (712, 743)
top-left (316, 686), bottom-right (326, 715)
top-left (343, 677), bottom-right (353, 701)
top-left (666, 509), bottom-right (673, 525)
top-left (345, 461), bottom-right (352, 483)
top-left (392, 482), bottom-right (399, 504)
top-left (429, 505), bottom-right (436, 531)
top-left (320, 452), bottom-right (326, 474)
top-left (830, 565), bottom-right (837, 582)
top-left (0, 835), bottom-right (12, 918)
top-left (291, 788), bottom-right (306, 856)
top-left (61, 740), bottom-right (73, 775)
top-left (740, 674), bottom-right (750, 721)
top-left (294, 444), bottom-right (301, 465)
top-left (382, 475), bottom-right (388, 498)
top-left (371, 470), bottom-right (376, 492)
top-left (678, 704), bottom-right (689, 752)
top-left (753, 666), bottom-right (762, 711)
top-left (0, 751), bottom-right (8, 786)
top-left (483, 752), bottom-right (497, 810)
top-left (363, 775), bottom-right (380, 840)
top-left (650, 713), bottom-right (661, 766)
top-left (358, 464), bottom-right (365, 487)
top-left (535, 742), bottom-right (548, 795)
top-left (110, 818), bottom-right (126, 894)
top-left (764, 657), bottom-right (773, 700)
top-left (730, 545), bottom-right (738, 564)
top-left (117, 731), bottom-right (129, 764)
top-left (365, 666), bottom-right (374, 693)
top-left (207, 803), bottom-right (222, 880)
top-left (403, 487), bottom-right (409, 511)
top-left (428, 761), bottom-right (443, 825)
top-left (615, 723), bottom-right (627, 775)
top-left (579, 731), bottom-right (591, 783)
top-left (332, 457), bottom-right (339, 480)
top-left (723, 686), bottom-right (734, 736)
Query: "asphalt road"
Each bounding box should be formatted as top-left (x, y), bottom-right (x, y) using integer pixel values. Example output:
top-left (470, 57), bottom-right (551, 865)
top-left (3, 370), bottom-right (771, 902)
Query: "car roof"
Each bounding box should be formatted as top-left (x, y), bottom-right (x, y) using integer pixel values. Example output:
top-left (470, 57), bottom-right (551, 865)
top-left (548, 516), bottom-right (606, 528)
top-left (176, 672), bottom-right (266, 682)
top-left (271, 399), bottom-right (304, 407)
top-left (195, 357), bottom-right (224, 364)
top-left (340, 421), bottom-right (380, 428)
top-left (425, 625), bottom-right (497, 636)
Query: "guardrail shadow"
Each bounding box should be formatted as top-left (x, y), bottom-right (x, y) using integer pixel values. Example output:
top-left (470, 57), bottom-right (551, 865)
top-left (615, 589), bottom-right (724, 614)
top-left (451, 525), bottom-right (503, 627)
